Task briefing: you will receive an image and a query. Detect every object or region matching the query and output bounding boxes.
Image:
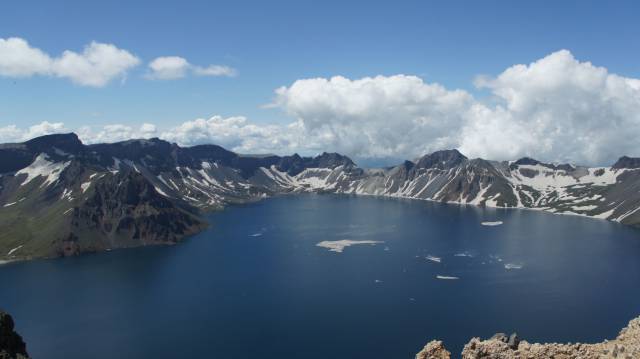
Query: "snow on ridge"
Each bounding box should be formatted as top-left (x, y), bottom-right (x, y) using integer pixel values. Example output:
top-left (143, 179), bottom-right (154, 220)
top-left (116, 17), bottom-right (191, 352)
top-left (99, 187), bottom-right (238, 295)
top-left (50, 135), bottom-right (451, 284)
top-left (81, 181), bottom-right (92, 193)
top-left (16, 153), bottom-right (70, 188)
top-left (508, 165), bottom-right (623, 191)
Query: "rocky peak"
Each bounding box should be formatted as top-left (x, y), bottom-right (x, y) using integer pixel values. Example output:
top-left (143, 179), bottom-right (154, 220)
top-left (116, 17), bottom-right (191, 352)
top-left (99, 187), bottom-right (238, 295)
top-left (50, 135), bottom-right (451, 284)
top-left (414, 149), bottom-right (467, 170)
top-left (311, 152), bottom-right (355, 169)
top-left (612, 156), bottom-right (640, 169)
top-left (24, 133), bottom-right (84, 156)
top-left (0, 310), bottom-right (30, 359)
top-left (513, 157), bottom-right (540, 166)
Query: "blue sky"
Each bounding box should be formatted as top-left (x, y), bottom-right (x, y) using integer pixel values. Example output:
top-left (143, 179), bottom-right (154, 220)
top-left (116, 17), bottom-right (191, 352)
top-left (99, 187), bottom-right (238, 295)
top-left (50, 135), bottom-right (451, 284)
top-left (1, 0), bottom-right (640, 165)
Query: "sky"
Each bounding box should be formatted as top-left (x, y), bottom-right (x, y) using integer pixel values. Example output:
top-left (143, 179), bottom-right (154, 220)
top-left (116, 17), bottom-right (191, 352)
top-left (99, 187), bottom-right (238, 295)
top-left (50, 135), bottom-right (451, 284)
top-left (1, 0), bottom-right (639, 166)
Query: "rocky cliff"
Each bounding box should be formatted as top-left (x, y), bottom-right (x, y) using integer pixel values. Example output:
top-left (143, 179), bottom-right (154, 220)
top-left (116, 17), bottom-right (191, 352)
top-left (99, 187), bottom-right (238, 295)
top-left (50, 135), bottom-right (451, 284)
top-left (0, 311), bottom-right (29, 359)
top-left (416, 316), bottom-right (640, 359)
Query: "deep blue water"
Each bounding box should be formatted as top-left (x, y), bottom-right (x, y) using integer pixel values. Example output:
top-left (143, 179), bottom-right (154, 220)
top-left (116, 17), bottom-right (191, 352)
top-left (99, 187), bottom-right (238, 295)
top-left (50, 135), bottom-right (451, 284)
top-left (2, 194), bottom-right (640, 358)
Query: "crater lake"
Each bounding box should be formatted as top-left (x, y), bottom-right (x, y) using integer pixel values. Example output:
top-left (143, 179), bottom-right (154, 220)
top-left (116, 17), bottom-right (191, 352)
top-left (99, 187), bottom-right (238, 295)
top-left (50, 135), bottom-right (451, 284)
top-left (1, 194), bottom-right (640, 358)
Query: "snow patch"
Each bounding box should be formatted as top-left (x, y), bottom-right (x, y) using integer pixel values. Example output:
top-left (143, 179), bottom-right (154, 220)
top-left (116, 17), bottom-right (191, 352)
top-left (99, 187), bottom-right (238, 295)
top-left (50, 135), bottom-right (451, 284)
top-left (7, 245), bottom-right (23, 256)
top-left (16, 153), bottom-right (70, 187)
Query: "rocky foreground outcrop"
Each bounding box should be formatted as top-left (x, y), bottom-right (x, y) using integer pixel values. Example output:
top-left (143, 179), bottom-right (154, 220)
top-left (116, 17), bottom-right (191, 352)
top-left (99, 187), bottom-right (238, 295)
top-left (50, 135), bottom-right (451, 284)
top-left (0, 311), bottom-right (29, 359)
top-left (416, 316), bottom-right (640, 359)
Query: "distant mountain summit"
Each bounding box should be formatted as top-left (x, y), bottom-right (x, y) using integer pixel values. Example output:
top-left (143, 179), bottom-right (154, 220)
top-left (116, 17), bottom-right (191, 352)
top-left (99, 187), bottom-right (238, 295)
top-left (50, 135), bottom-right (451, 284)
top-left (613, 156), bottom-right (640, 169)
top-left (414, 149), bottom-right (467, 170)
top-left (1, 133), bottom-right (640, 261)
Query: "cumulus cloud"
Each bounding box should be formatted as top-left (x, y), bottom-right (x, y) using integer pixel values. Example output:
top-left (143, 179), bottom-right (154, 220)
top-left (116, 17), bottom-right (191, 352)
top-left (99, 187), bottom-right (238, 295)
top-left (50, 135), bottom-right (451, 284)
top-left (268, 51), bottom-right (640, 165)
top-left (272, 75), bottom-right (473, 158)
top-left (0, 38), bottom-right (51, 77)
top-left (52, 42), bottom-right (141, 86)
top-left (0, 121), bottom-right (66, 143)
top-left (461, 50), bottom-right (640, 164)
top-left (2, 50), bottom-right (639, 165)
top-left (146, 56), bottom-right (190, 80)
top-left (0, 37), bottom-right (140, 87)
top-left (147, 56), bottom-right (236, 80)
top-left (77, 123), bottom-right (158, 144)
top-left (160, 116), bottom-right (299, 153)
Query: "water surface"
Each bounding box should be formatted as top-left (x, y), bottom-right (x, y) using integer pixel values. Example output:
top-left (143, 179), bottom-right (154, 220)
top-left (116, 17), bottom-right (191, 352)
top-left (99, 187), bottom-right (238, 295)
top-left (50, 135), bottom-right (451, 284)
top-left (2, 194), bottom-right (640, 358)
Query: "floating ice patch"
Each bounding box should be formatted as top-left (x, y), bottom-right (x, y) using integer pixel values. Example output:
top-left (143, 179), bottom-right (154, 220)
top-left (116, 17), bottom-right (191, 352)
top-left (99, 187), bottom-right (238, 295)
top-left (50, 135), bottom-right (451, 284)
top-left (481, 221), bottom-right (503, 226)
top-left (316, 240), bottom-right (383, 253)
top-left (436, 275), bottom-right (459, 280)
top-left (426, 255), bottom-right (441, 263)
top-left (504, 263), bottom-right (523, 270)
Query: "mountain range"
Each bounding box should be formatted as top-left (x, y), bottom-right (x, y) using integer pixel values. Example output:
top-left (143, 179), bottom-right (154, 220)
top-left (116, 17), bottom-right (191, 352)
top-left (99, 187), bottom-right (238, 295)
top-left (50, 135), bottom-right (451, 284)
top-left (1, 133), bottom-right (639, 261)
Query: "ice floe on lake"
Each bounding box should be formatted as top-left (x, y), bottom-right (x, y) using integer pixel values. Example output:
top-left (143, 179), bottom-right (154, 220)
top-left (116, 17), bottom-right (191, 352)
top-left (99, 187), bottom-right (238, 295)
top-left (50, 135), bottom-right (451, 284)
top-left (504, 263), bottom-right (523, 270)
top-left (316, 240), bottom-right (383, 253)
top-left (436, 275), bottom-right (459, 280)
top-left (425, 255), bottom-right (441, 263)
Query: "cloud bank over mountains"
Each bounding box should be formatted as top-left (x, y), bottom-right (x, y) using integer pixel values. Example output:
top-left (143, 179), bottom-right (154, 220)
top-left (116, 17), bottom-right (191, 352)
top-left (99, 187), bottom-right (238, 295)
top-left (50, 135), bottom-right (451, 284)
top-left (1, 50), bottom-right (639, 165)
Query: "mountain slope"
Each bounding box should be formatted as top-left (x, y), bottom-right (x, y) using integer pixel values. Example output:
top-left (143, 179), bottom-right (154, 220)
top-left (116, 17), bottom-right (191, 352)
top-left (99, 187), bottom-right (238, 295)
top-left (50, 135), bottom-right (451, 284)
top-left (1, 133), bottom-right (639, 261)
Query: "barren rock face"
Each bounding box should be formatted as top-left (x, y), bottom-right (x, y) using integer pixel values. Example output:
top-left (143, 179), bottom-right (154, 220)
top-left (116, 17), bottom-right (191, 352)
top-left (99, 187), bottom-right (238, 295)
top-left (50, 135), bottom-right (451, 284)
top-left (0, 311), bottom-right (30, 359)
top-left (415, 340), bottom-right (451, 359)
top-left (417, 316), bottom-right (640, 359)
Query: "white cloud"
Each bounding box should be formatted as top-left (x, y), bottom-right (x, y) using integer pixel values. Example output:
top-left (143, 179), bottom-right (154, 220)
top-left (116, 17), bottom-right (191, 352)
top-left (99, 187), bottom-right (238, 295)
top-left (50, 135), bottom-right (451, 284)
top-left (2, 50), bottom-right (639, 166)
top-left (0, 38), bottom-right (52, 77)
top-left (160, 116), bottom-right (298, 153)
top-left (146, 56), bottom-right (190, 80)
top-left (0, 121), bottom-right (66, 143)
top-left (147, 56), bottom-right (236, 80)
top-left (77, 123), bottom-right (158, 144)
top-left (192, 64), bottom-right (236, 77)
top-left (268, 51), bottom-right (640, 165)
top-left (0, 37), bottom-right (140, 87)
top-left (272, 75), bottom-right (473, 158)
top-left (461, 50), bottom-right (640, 164)
top-left (52, 42), bottom-right (141, 87)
